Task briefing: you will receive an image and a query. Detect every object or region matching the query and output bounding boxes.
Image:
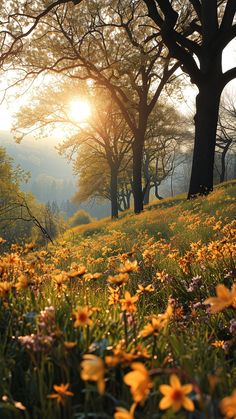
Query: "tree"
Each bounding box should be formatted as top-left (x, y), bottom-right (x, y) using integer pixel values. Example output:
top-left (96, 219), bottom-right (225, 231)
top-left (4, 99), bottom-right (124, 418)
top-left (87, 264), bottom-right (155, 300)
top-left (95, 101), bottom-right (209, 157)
top-left (142, 102), bottom-right (186, 203)
top-left (10, 0), bottom-right (180, 214)
top-left (143, 0), bottom-right (236, 197)
top-left (14, 80), bottom-right (132, 219)
top-left (215, 94), bottom-right (236, 182)
top-left (0, 146), bottom-right (55, 247)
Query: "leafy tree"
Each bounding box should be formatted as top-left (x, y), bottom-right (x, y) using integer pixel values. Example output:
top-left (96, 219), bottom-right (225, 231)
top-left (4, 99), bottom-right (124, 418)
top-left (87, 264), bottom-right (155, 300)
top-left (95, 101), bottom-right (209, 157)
top-left (14, 80), bottom-right (132, 218)
top-left (0, 146), bottom-right (55, 248)
top-left (10, 0), bottom-right (180, 214)
top-left (143, 0), bottom-right (236, 197)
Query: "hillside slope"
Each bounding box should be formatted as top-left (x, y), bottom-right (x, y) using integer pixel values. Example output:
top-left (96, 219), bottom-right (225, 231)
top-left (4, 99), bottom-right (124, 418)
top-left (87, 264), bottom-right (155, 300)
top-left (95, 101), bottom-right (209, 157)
top-left (0, 180), bottom-right (235, 418)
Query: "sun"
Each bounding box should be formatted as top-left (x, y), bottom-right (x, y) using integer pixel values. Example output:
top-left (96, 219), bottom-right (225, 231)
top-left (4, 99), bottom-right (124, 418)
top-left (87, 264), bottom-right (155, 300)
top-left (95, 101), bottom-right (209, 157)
top-left (68, 99), bottom-right (91, 123)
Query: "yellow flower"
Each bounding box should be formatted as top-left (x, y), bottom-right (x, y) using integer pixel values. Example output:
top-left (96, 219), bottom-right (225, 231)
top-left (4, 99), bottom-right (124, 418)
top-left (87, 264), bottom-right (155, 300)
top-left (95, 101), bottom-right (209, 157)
top-left (68, 265), bottom-right (87, 278)
top-left (108, 286), bottom-right (120, 305)
top-left (0, 281), bottom-right (12, 297)
top-left (64, 341), bottom-right (77, 349)
top-left (204, 284), bottom-right (236, 314)
top-left (155, 270), bottom-right (169, 283)
top-left (15, 274), bottom-right (30, 290)
top-left (114, 403), bottom-right (137, 419)
top-left (105, 342), bottom-right (136, 367)
top-left (124, 362), bottom-right (152, 404)
top-left (159, 374), bottom-right (194, 412)
top-left (73, 306), bottom-right (93, 327)
top-left (117, 260), bottom-right (139, 274)
top-left (119, 291), bottom-right (139, 313)
top-left (220, 389), bottom-right (236, 418)
top-left (108, 273), bottom-right (129, 286)
top-left (211, 340), bottom-right (225, 348)
top-left (139, 317), bottom-right (162, 338)
top-left (48, 383), bottom-right (73, 405)
top-left (80, 354), bottom-right (105, 395)
top-left (83, 272), bottom-right (102, 281)
top-left (53, 272), bottom-right (68, 291)
top-left (136, 284), bottom-right (155, 294)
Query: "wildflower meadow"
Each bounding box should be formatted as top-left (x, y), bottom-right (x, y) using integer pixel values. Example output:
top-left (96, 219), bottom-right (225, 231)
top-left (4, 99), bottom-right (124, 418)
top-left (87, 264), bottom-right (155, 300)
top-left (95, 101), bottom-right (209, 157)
top-left (0, 182), bottom-right (235, 419)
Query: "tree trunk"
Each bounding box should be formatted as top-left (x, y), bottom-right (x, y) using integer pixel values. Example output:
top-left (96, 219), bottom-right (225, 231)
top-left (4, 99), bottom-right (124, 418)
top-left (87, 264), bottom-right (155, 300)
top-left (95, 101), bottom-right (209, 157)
top-left (154, 181), bottom-right (163, 200)
top-left (110, 166), bottom-right (119, 219)
top-left (220, 142), bottom-right (231, 183)
top-left (143, 183), bottom-right (151, 205)
top-left (132, 141), bottom-right (144, 213)
top-left (188, 83), bottom-right (221, 198)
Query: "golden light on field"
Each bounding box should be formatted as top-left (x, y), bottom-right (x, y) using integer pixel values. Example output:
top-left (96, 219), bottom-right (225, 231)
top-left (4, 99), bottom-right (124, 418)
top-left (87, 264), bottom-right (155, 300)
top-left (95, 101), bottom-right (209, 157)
top-left (68, 99), bottom-right (91, 123)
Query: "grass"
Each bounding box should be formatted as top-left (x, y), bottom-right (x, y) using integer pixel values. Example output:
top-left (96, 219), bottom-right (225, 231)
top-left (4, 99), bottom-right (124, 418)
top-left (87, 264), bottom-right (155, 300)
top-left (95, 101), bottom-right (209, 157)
top-left (0, 181), bottom-right (235, 418)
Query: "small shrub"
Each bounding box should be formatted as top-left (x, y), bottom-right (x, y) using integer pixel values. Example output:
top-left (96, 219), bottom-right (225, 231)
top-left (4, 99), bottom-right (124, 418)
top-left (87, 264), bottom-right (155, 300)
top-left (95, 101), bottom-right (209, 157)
top-left (69, 209), bottom-right (92, 227)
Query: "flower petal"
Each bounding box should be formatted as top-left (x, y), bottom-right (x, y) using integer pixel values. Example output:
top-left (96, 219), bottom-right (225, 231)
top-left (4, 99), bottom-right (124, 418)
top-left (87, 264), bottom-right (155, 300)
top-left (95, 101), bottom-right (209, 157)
top-left (182, 384), bottom-right (193, 394)
top-left (159, 396), bottom-right (172, 410)
top-left (170, 374), bottom-right (181, 389)
top-left (159, 385), bottom-right (171, 396)
top-left (183, 396), bottom-right (195, 411)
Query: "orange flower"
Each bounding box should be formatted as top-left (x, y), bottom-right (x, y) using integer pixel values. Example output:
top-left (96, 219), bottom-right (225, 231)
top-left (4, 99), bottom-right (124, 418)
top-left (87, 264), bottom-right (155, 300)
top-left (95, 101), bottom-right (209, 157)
top-left (80, 354), bottom-right (105, 395)
top-left (204, 284), bottom-right (236, 314)
top-left (64, 341), bottom-right (77, 349)
top-left (136, 284), bottom-right (155, 294)
top-left (211, 340), bottom-right (225, 348)
top-left (83, 272), bottom-right (102, 281)
top-left (124, 362), bottom-right (152, 404)
top-left (220, 389), bottom-right (236, 418)
top-left (155, 270), bottom-right (169, 283)
top-left (15, 274), bottom-right (30, 290)
top-left (53, 272), bottom-right (68, 291)
top-left (108, 273), bottom-right (129, 286)
top-left (0, 281), bottom-right (12, 297)
top-left (117, 260), bottom-right (139, 274)
top-left (159, 374), bottom-right (194, 412)
top-left (68, 265), bottom-right (87, 278)
top-left (114, 403), bottom-right (137, 419)
top-left (119, 291), bottom-right (139, 313)
top-left (73, 306), bottom-right (93, 327)
top-left (105, 342), bottom-right (136, 367)
top-left (139, 317), bottom-right (162, 338)
top-left (108, 286), bottom-right (120, 305)
top-left (48, 383), bottom-right (73, 405)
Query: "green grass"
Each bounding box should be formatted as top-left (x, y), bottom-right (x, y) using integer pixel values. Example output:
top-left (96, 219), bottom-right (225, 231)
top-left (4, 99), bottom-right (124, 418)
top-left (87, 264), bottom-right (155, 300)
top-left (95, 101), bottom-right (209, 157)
top-left (0, 181), bottom-right (235, 418)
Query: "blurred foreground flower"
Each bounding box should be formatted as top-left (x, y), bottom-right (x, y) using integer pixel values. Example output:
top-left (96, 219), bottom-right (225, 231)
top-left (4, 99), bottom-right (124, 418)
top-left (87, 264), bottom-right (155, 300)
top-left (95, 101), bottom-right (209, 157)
top-left (220, 389), bottom-right (236, 418)
top-left (48, 383), bottom-right (73, 405)
top-left (159, 374), bottom-right (194, 412)
top-left (204, 284), bottom-right (236, 313)
top-left (114, 403), bottom-right (137, 419)
top-left (80, 354), bottom-right (105, 395)
top-left (124, 362), bottom-right (152, 404)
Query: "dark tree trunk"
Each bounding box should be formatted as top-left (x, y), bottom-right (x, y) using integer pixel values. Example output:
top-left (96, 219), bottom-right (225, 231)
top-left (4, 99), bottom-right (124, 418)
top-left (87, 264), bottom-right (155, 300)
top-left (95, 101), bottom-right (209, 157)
top-left (143, 151), bottom-right (150, 205)
top-left (110, 166), bottom-right (119, 219)
top-left (220, 142), bottom-right (231, 183)
top-left (143, 183), bottom-right (151, 205)
top-left (132, 141), bottom-right (144, 214)
top-left (154, 181), bottom-right (163, 200)
top-left (188, 83), bottom-right (221, 198)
